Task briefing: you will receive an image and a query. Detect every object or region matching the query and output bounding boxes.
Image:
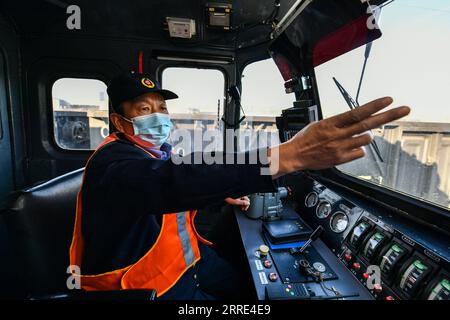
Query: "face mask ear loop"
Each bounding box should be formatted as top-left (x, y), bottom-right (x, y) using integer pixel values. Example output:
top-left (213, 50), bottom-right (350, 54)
top-left (119, 114), bottom-right (133, 124)
top-left (117, 114), bottom-right (136, 136)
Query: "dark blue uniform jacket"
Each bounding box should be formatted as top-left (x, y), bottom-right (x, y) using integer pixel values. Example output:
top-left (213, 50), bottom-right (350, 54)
top-left (81, 133), bottom-right (277, 275)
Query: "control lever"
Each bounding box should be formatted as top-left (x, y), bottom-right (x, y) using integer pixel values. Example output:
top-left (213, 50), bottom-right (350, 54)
top-left (290, 226), bottom-right (324, 255)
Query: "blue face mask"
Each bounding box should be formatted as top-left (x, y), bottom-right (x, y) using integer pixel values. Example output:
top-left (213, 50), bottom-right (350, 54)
top-left (123, 113), bottom-right (173, 147)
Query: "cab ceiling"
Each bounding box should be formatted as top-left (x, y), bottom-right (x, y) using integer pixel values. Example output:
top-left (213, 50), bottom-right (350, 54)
top-left (1, 0), bottom-right (296, 50)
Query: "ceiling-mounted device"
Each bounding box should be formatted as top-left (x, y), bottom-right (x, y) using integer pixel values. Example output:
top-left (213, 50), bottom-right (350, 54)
top-left (206, 2), bottom-right (232, 30)
top-left (166, 17), bottom-right (197, 39)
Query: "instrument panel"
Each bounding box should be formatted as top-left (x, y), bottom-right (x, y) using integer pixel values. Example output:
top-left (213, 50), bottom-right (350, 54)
top-left (295, 177), bottom-right (450, 300)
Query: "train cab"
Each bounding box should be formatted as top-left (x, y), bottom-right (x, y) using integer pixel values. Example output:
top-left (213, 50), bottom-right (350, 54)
top-left (0, 0), bottom-right (449, 306)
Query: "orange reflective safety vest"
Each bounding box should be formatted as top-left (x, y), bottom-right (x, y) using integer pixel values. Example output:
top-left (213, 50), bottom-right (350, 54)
top-left (69, 133), bottom-right (212, 297)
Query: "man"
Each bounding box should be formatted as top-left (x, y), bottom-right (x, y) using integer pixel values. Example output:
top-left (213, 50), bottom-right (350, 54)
top-left (69, 72), bottom-right (410, 299)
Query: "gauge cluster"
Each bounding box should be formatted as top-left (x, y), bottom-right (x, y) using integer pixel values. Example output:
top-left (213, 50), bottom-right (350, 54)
top-left (298, 181), bottom-right (364, 250)
top-left (295, 178), bottom-right (450, 300)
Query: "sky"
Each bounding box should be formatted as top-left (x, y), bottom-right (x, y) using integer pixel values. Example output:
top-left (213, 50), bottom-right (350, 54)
top-left (52, 78), bottom-right (108, 110)
top-left (164, 61), bottom-right (295, 117)
top-left (52, 0), bottom-right (450, 123)
top-left (163, 67), bottom-right (225, 114)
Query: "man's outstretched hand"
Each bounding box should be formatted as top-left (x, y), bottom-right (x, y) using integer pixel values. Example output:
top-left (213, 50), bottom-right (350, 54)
top-left (270, 97), bottom-right (411, 179)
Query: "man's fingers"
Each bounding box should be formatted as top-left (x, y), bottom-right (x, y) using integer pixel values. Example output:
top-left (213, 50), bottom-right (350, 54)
top-left (343, 106), bottom-right (410, 137)
top-left (225, 196), bottom-right (250, 208)
top-left (330, 97), bottom-right (394, 127)
top-left (340, 133), bottom-right (373, 151)
top-left (234, 199), bottom-right (250, 206)
top-left (336, 148), bottom-right (366, 165)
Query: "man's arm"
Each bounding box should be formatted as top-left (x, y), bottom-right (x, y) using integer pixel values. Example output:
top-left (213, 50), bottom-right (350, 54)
top-left (94, 148), bottom-right (276, 216)
top-left (268, 97), bottom-right (410, 178)
top-left (94, 97), bottom-right (409, 216)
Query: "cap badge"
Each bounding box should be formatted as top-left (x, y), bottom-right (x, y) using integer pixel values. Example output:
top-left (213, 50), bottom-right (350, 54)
top-left (141, 78), bottom-right (155, 89)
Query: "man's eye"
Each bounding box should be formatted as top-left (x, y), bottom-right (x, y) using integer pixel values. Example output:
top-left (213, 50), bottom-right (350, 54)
top-left (142, 107), bottom-right (150, 111)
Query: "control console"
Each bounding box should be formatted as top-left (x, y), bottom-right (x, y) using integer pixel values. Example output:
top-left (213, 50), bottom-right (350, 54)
top-left (296, 176), bottom-right (450, 300)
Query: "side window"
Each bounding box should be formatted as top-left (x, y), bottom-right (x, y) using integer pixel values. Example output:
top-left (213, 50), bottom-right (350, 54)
top-left (239, 59), bottom-right (295, 151)
top-left (52, 78), bottom-right (109, 150)
top-left (162, 67), bottom-right (225, 154)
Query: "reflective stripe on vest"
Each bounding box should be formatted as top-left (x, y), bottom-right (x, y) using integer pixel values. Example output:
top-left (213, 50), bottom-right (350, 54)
top-left (69, 133), bottom-right (212, 297)
top-left (177, 212), bottom-right (196, 266)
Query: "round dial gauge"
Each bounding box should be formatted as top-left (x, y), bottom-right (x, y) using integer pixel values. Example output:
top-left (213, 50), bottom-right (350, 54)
top-left (330, 212), bottom-right (349, 233)
top-left (305, 192), bottom-right (319, 208)
top-left (313, 262), bottom-right (326, 273)
top-left (316, 201), bottom-right (332, 219)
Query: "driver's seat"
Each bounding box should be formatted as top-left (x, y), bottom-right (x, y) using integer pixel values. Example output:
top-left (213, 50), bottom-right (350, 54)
top-left (0, 167), bottom-right (156, 300)
top-left (1, 169), bottom-right (83, 297)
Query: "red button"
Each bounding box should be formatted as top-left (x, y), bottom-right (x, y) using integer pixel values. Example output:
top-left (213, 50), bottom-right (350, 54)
top-left (374, 283), bottom-right (383, 293)
top-left (353, 262), bottom-right (361, 270)
top-left (385, 296), bottom-right (395, 300)
top-left (362, 273), bottom-right (369, 280)
top-left (345, 254), bottom-right (352, 261)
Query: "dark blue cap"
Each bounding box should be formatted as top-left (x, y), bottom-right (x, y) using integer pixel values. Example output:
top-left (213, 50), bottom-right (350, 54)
top-left (107, 72), bottom-right (178, 112)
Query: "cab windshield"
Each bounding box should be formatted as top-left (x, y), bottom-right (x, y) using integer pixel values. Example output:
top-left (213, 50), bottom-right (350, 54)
top-left (315, 0), bottom-right (450, 210)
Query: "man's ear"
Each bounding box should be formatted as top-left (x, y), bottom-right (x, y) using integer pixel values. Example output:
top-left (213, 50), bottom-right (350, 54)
top-left (110, 113), bottom-right (126, 133)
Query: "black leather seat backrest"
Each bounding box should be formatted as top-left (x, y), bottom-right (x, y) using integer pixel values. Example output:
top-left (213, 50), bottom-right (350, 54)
top-left (2, 169), bottom-right (83, 296)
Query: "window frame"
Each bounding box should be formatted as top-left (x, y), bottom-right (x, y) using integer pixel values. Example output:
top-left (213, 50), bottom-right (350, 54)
top-left (235, 57), bottom-right (296, 151)
top-left (239, 57), bottom-right (296, 118)
top-left (158, 63), bottom-right (229, 105)
top-left (25, 58), bottom-right (120, 183)
top-left (313, 167), bottom-right (450, 231)
top-left (50, 76), bottom-right (110, 152)
top-left (158, 63), bottom-right (229, 150)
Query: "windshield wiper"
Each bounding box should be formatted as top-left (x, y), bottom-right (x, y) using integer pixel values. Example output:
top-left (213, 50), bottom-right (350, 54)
top-left (356, 42), bottom-right (373, 106)
top-left (333, 77), bottom-right (384, 163)
top-left (356, 1), bottom-right (394, 104)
